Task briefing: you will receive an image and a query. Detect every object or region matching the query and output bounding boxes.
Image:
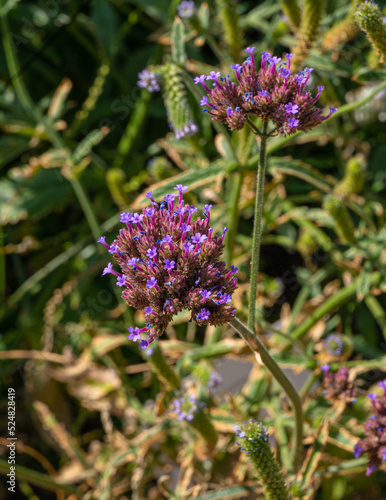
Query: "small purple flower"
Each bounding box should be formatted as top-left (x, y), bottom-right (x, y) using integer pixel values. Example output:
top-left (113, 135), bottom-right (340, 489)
top-left (194, 75), bottom-right (207, 84)
top-left (260, 90), bottom-right (268, 97)
top-left (161, 235), bottom-right (173, 244)
top-left (180, 223), bottom-right (191, 232)
top-left (183, 242), bottom-right (194, 252)
top-left (117, 275), bottom-right (126, 287)
top-left (128, 257), bottom-right (138, 267)
top-left (146, 246), bottom-right (157, 259)
top-left (353, 443), bottom-right (363, 458)
top-left (261, 51), bottom-right (272, 60)
top-left (196, 308), bottom-right (210, 321)
top-left (203, 204), bottom-right (213, 212)
top-left (379, 380), bottom-right (386, 391)
top-left (201, 290), bottom-right (211, 299)
top-left (285, 53), bottom-right (294, 60)
top-left (230, 265), bottom-right (238, 274)
top-left (206, 71), bottom-right (221, 81)
top-left (137, 69), bottom-right (160, 92)
top-left (221, 293), bottom-right (232, 303)
top-left (288, 117), bottom-right (299, 128)
top-left (164, 259), bottom-right (176, 271)
top-left (200, 96), bottom-right (209, 106)
top-left (145, 306), bottom-right (153, 314)
top-left (108, 244), bottom-right (118, 254)
top-left (321, 364), bottom-right (330, 373)
top-left (177, 0), bottom-right (195, 19)
top-left (279, 68), bottom-right (290, 78)
top-left (173, 395), bottom-right (199, 421)
top-left (140, 339), bottom-right (150, 349)
top-left (97, 236), bottom-right (106, 245)
top-left (230, 64), bottom-right (242, 73)
top-left (192, 233), bottom-right (207, 245)
top-left (102, 262), bottom-right (113, 276)
top-left (227, 106), bottom-right (233, 116)
top-left (188, 206), bottom-right (198, 214)
top-left (284, 103), bottom-right (299, 115)
top-left (269, 56), bottom-right (281, 65)
top-left (128, 326), bottom-right (141, 342)
top-left (146, 277), bottom-right (157, 289)
top-left (208, 371), bottom-right (222, 394)
top-left (368, 393), bottom-right (377, 401)
top-left (164, 194), bottom-right (175, 204)
top-left (324, 334), bottom-right (344, 356)
top-left (120, 212), bottom-right (132, 224)
top-left (132, 213), bottom-right (144, 224)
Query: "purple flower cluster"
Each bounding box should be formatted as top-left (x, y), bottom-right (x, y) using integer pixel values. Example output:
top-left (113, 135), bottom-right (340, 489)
top-left (354, 381), bottom-right (386, 476)
top-left (195, 48), bottom-right (337, 136)
top-left (207, 370), bottom-right (223, 394)
top-left (99, 185), bottom-right (237, 348)
top-left (174, 121), bottom-right (198, 139)
top-left (321, 365), bottom-right (357, 404)
top-left (173, 394), bottom-right (199, 421)
top-left (137, 69), bottom-right (160, 93)
top-left (177, 0), bottom-right (195, 19)
top-left (324, 334), bottom-right (344, 356)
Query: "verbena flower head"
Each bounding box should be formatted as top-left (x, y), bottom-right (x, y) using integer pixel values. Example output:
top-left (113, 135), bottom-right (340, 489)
top-left (173, 394), bottom-right (200, 421)
top-left (177, 0), bottom-right (195, 19)
top-left (99, 186), bottom-right (237, 348)
top-left (196, 49), bottom-right (337, 136)
top-left (137, 69), bottom-right (160, 92)
top-left (354, 381), bottom-right (386, 476)
top-left (321, 365), bottom-right (357, 404)
top-left (324, 333), bottom-right (344, 356)
top-left (234, 420), bottom-right (288, 499)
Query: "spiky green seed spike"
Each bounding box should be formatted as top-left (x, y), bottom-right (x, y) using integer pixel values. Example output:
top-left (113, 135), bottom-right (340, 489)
top-left (323, 194), bottom-right (355, 243)
top-left (334, 156), bottom-right (366, 196)
top-left (355, 1), bottom-right (386, 63)
top-left (279, 0), bottom-right (301, 30)
top-left (292, 0), bottom-right (325, 70)
top-left (215, 0), bottom-right (243, 61)
top-left (322, 0), bottom-right (359, 51)
top-left (235, 421), bottom-right (289, 500)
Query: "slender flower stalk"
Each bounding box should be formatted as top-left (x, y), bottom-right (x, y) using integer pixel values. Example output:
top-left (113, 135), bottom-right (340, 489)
top-left (229, 317), bottom-right (303, 473)
top-left (248, 122), bottom-right (268, 333)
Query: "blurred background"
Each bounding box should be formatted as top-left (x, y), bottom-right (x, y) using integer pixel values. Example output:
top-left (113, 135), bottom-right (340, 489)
top-left (1, 0), bottom-right (386, 498)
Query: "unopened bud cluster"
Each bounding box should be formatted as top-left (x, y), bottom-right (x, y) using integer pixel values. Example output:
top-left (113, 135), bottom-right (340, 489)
top-left (321, 365), bottom-right (357, 404)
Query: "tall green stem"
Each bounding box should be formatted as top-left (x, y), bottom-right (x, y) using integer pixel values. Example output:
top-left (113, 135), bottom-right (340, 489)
top-left (229, 317), bottom-right (303, 473)
top-left (248, 122), bottom-right (268, 333)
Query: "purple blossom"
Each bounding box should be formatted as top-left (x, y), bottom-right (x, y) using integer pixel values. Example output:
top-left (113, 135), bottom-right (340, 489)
top-left (177, 0), bottom-right (195, 19)
top-left (164, 194), bottom-right (175, 204)
top-left (260, 90), bottom-right (268, 97)
top-left (288, 117), bottom-right (299, 128)
top-left (137, 69), bottom-right (160, 92)
top-left (117, 275), bottom-right (126, 287)
top-left (132, 213), bottom-right (144, 224)
top-left (230, 265), bottom-right (238, 274)
top-left (279, 68), bottom-right (290, 78)
top-left (99, 187), bottom-right (238, 344)
top-left (146, 277), bottom-right (157, 289)
top-left (200, 96), bottom-right (209, 106)
top-left (140, 339), bottom-right (150, 349)
top-left (227, 106), bottom-right (233, 116)
top-left (261, 51), bottom-right (271, 60)
top-left (269, 56), bottom-right (281, 65)
top-left (120, 212), bottom-right (132, 224)
top-left (102, 263), bottom-right (113, 276)
top-left (146, 246), bottom-right (157, 259)
top-left (201, 290), bottom-right (211, 299)
top-left (164, 259), bottom-right (176, 271)
top-left (192, 233), bottom-right (207, 245)
top-left (97, 236), bottom-right (106, 245)
top-left (324, 334), bottom-right (344, 356)
top-left (173, 395), bottom-right (199, 421)
top-left (128, 326), bottom-right (141, 342)
top-left (284, 102), bottom-right (299, 114)
top-left (203, 204), bottom-right (213, 212)
top-left (208, 371), bottom-right (222, 394)
top-left (196, 308), bottom-right (210, 321)
top-left (194, 75), bottom-right (207, 85)
top-left (206, 71), bottom-right (221, 81)
top-left (230, 64), bottom-right (242, 73)
top-left (321, 364), bottom-right (330, 373)
top-left (108, 244), bottom-right (117, 254)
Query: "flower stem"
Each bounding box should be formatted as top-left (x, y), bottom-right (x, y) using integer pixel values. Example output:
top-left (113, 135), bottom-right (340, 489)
top-left (229, 317), bottom-right (303, 473)
top-left (248, 121), bottom-right (268, 333)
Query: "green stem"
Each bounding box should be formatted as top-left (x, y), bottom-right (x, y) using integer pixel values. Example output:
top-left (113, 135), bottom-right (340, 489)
top-left (229, 317), bottom-right (303, 473)
top-left (226, 171), bottom-right (244, 266)
top-left (0, 2), bottom-right (100, 241)
top-left (248, 122), bottom-right (268, 333)
top-left (364, 295), bottom-right (386, 342)
top-left (0, 459), bottom-right (79, 495)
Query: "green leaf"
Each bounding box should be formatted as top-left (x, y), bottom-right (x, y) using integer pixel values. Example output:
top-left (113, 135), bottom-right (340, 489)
top-left (133, 162), bottom-right (226, 206)
top-left (171, 17), bottom-right (186, 65)
top-left (268, 157), bottom-right (332, 192)
top-left (0, 169), bottom-right (73, 225)
top-left (91, 0), bottom-right (119, 57)
top-left (191, 486), bottom-right (254, 499)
